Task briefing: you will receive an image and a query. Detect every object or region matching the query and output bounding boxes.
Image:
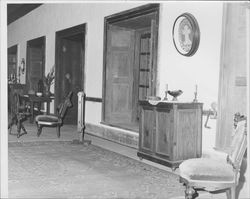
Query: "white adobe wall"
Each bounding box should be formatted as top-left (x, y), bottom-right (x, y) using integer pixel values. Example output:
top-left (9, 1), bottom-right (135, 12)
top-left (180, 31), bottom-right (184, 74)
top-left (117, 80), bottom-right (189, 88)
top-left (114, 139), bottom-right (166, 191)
top-left (86, 2), bottom-right (224, 125)
top-left (8, 2), bottom-right (249, 197)
top-left (8, 2), bottom-right (223, 121)
top-left (8, 2), bottom-right (144, 115)
top-left (157, 2), bottom-right (223, 109)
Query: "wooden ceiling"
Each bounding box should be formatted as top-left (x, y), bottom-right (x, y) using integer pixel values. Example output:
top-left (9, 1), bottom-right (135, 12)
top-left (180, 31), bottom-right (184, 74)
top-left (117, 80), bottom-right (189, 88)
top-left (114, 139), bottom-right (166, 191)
top-left (7, 4), bottom-right (42, 25)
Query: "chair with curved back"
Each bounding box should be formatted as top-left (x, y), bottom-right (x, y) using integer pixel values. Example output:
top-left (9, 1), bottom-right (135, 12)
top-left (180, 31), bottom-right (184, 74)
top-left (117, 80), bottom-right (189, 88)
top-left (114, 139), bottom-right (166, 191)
top-left (8, 92), bottom-right (31, 138)
top-left (35, 91), bottom-right (73, 138)
top-left (179, 113), bottom-right (247, 199)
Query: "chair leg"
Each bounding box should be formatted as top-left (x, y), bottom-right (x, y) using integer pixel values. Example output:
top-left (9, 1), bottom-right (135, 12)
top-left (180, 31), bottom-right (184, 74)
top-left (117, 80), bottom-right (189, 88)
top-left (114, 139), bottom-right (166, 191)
top-left (8, 115), bottom-right (17, 135)
top-left (37, 124), bottom-right (43, 137)
top-left (185, 186), bottom-right (198, 199)
top-left (19, 123), bottom-right (28, 137)
top-left (226, 187), bottom-right (236, 199)
top-left (17, 120), bottom-right (22, 138)
top-left (57, 126), bottom-right (61, 138)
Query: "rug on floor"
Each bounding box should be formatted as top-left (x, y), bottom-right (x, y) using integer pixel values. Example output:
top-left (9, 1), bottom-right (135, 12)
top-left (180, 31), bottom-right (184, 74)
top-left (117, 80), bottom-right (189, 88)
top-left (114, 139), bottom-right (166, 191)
top-left (9, 141), bottom-right (185, 199)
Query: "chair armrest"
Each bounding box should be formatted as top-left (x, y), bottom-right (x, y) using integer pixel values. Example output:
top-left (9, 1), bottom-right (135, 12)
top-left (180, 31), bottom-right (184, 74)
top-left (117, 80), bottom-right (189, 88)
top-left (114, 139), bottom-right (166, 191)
top-left (226, 155), bottom-right (236, 170)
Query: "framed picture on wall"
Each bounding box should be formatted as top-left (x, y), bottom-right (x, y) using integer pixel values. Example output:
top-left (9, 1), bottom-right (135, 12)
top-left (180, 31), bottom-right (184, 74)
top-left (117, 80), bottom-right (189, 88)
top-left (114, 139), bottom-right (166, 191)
top-left (172, 13), bottom-right (200, 57)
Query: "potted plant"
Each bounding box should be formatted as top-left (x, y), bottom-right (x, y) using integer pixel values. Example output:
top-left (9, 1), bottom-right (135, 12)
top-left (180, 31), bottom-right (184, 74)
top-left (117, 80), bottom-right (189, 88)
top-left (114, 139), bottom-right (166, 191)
top-left (43, 65), bottom-right (55, 96)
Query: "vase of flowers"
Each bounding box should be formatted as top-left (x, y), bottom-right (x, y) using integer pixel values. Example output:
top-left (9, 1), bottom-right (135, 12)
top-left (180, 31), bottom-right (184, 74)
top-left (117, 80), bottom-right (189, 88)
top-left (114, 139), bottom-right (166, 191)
top-left (43, 65), bottom-right (55, 96)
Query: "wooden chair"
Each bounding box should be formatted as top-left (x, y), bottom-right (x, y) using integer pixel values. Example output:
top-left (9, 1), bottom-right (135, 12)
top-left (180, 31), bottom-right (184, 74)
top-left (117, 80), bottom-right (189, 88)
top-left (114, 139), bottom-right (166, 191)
top-left (8, 93), bottom-right (31, 138)
top-left (179, 113), bottom-right (247, 199)
top-left (35, 91), bottom-right (73, 138)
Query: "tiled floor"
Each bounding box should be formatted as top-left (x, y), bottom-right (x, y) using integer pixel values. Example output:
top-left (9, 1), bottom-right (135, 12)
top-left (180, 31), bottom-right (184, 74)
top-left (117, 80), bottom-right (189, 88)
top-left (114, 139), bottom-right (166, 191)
top-left (8, 118), bottom-right (228, 199)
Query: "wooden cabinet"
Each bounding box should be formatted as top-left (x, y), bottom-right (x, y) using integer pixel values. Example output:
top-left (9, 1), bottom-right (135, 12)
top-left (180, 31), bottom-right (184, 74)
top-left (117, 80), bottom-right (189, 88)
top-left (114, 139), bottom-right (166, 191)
top-left (137, 101), bottom-right (203, 169)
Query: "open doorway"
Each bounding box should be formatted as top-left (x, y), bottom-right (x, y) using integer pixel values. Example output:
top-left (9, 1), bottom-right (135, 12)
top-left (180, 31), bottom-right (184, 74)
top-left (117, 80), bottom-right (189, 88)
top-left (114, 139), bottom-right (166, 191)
top-left (55, 24), bottom-right (85, 125)
top-left (102, 4), bottom-right (159, 131)
top-left (26, 36), bottom-right (45, 93)
top-left (8, 45), bottom-right (18, 83)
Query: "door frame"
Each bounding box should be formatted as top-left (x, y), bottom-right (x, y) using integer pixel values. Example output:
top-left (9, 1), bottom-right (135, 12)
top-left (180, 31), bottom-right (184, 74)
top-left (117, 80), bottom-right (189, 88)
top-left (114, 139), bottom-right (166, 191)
top-left (102, 3), bottom-right (160, 124)
top-left (26, 36), bottom-right (46, 92)
top-left (55, 23), bottom-right (86, 114)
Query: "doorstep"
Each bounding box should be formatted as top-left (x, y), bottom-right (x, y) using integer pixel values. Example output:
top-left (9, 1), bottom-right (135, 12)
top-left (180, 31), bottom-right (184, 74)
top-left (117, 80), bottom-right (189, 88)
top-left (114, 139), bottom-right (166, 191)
top-left (85, 123), bottom-right (139, 149)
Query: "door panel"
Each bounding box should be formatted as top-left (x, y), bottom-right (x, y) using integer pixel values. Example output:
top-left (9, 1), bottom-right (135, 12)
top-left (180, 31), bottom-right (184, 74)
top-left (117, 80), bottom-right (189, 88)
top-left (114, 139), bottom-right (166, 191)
top-left (155, 110), bottom-right (171, 157)
top-left (175, 110), bottom-right (197, 160)
top-left (8, 45), bottom-right (18, 81)
top-left (105, 25), bottom-right (135, 124)
top-left (58, 38), bottom-right (83, 124)
top-left (27, 43), bottom-right (44, 92)
top-left (141, 108), bottom-right (155, 151)
top-left (138, 31), bottom-right (151, 101)
top-left (103, 7), bottom-right (159, 131)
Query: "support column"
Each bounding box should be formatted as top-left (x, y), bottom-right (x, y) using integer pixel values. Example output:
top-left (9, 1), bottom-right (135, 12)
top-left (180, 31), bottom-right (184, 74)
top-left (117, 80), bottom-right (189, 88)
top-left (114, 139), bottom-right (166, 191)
top-left (216, 2), bottom-right (247, 150)
top-left (216, 2), bottom-right (249, 198)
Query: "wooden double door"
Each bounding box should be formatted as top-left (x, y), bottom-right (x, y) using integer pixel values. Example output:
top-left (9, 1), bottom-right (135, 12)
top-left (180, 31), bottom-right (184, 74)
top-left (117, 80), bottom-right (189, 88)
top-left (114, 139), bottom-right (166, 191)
top-left (103, 5), bottom-right (159, 131)
top-left (26, 36), bottom-right (45, 93)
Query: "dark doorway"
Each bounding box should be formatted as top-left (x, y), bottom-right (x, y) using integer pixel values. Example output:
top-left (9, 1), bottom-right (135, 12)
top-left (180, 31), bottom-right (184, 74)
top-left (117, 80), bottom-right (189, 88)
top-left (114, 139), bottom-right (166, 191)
top-left (26, 36), bottom-right (45, 93)
top-left (8, 45), bottom-right (18, 82)
top-left (103, 4), bottom-right (159, 131)
top-left (55, 24), bottom-right (85, 125)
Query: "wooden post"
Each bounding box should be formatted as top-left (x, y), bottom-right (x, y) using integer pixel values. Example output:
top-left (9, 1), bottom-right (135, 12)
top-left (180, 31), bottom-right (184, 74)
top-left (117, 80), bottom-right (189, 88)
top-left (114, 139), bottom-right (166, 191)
top-left (216, 3), bottom-right (249, 198)
top-left (216, 3), bottom-right (247, 150)
top-left (77, 91), bottom-right (91, 145)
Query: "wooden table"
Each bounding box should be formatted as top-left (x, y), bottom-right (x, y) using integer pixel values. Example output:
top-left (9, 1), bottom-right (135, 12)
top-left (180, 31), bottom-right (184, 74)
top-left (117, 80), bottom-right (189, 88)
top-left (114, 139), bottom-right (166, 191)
top-left (23, 94), bottom-right (54, 123)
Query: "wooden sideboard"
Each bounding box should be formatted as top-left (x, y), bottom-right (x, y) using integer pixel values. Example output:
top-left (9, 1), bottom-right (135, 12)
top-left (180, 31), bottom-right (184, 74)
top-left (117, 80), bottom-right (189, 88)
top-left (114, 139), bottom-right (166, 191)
top-left (137, 101), bottom-right (203, 169)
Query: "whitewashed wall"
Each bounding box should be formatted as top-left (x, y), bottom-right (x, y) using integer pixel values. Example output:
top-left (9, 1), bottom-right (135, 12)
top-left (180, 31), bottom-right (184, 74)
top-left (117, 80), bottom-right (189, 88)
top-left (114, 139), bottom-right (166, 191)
top-left (8, 3), bottom-right (144, 114)
top-left (8, 3), bottom-right (250, 197)
top-left (157, 2), bottom-right (223, 109)
top-left (8, 2), bottom-right (222, 122)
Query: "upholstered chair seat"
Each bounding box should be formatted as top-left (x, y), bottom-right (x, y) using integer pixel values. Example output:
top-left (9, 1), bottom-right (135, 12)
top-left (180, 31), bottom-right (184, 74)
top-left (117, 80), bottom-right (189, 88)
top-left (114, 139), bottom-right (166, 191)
top-left (179, 114), bottom-right (247, 199)
top-left (179, 158), bottom-right (234, 182)
top-left (35, 114), bottom-right (60, 125)
top-left (35, 91), bottom-right (73, 138)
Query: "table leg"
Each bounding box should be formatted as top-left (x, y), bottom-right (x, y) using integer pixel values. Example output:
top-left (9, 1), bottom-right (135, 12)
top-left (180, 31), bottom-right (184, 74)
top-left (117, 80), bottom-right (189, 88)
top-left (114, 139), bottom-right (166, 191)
top-left (46, 101), bottom-right (50, 114)
top-left (30, 101), bottom-right (34, 123)
top-left (37, 102), bottom-right (41, 113)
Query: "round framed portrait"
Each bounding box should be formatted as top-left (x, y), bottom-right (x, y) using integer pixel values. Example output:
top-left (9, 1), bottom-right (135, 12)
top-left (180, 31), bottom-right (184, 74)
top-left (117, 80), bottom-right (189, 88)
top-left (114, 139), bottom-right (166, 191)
top-left (172, 13), bottom-right (200, 56)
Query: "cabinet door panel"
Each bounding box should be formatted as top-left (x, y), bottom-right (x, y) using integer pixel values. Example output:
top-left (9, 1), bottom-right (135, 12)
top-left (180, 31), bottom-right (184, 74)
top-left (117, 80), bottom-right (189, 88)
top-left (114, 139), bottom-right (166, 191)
top-left (155, 110), bottom-right (171, 157)
top-left (175, 110), bottom-right (198, 160)
top-left (141, 108), bottom-right (155, 151)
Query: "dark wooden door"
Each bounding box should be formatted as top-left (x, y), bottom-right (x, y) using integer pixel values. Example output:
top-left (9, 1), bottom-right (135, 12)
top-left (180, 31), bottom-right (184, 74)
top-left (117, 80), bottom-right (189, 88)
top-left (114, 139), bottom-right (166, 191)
top-left (27, 37), bottom-right (45, 93)
top-left (56, 32), bottom-right (84, 125)
top-left (104, 25), bottom-right (135, 125)
top-left (8, 45), bottom-right (18, 82)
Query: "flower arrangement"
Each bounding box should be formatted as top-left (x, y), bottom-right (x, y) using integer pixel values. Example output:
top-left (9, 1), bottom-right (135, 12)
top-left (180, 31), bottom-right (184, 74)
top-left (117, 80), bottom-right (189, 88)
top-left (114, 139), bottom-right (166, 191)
top-left (43, 65), bottom-right (55, 95)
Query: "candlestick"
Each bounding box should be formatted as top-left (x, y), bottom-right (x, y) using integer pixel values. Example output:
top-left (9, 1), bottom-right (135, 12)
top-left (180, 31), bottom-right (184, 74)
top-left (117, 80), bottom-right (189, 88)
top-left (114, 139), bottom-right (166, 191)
top-left (193, 84), bottom-right (198, 103)
top-left (163, 84), bottom-right (168, 101)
